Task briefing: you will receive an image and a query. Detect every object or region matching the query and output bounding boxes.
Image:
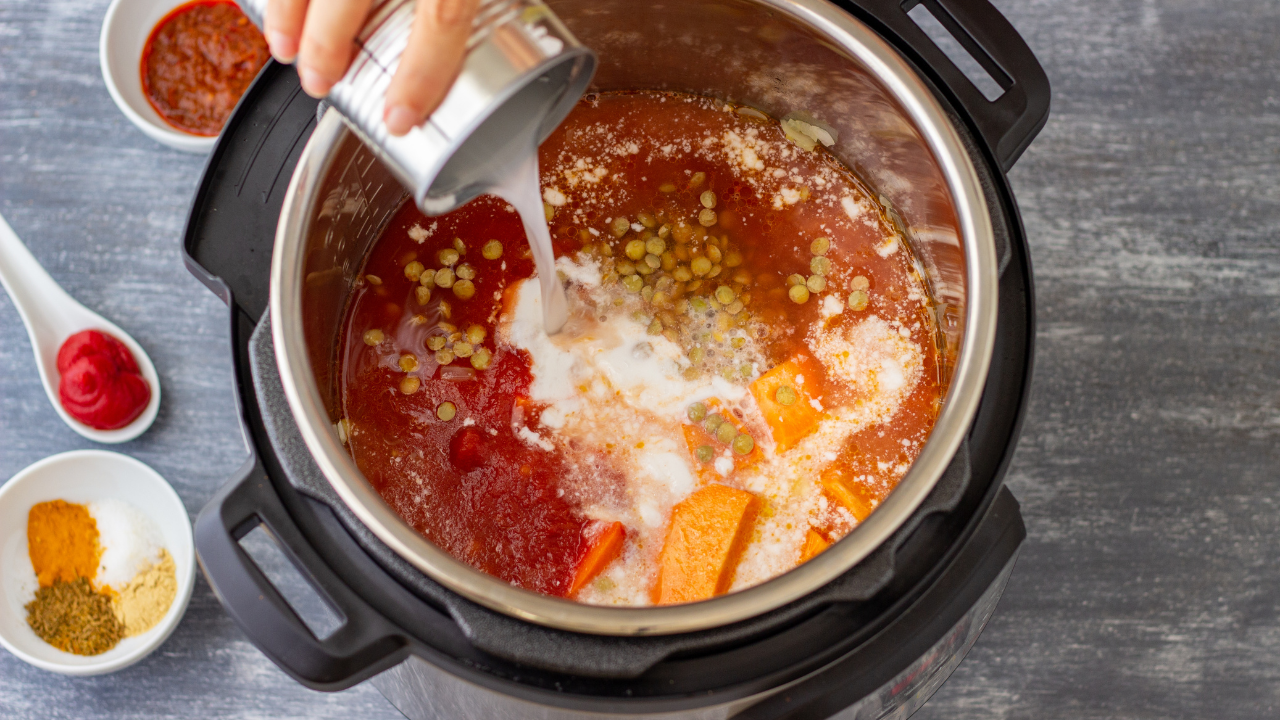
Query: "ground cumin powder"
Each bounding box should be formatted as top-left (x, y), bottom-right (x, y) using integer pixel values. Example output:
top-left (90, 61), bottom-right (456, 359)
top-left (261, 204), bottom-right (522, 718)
top-left (111, 549), bottom-right (177, 636)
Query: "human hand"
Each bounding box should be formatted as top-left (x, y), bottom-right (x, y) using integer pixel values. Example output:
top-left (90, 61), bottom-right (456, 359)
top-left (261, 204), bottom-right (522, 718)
top-left (263, 0), bottom-right (481, 136)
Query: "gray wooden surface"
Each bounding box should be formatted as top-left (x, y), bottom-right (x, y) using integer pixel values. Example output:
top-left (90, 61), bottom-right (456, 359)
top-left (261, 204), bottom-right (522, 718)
top-left (1, 0), bottom-right (1277, 718)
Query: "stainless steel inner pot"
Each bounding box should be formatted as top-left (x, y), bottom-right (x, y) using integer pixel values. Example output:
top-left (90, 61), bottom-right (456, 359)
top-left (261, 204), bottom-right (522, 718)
top-left (269, 0), bottom-right (997, 635)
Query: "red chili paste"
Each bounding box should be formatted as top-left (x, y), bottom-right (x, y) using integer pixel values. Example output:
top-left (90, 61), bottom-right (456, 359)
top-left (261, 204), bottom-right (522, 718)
top-left (57, 330), bottom-right (151, 430)
top-left (140, 0), bottom-right (269, 136)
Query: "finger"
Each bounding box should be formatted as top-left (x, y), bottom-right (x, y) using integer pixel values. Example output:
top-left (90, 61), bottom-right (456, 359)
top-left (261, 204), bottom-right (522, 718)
top-left (296, 0), bottom-right (376, 97)
top-left (384, 0), bottom-right (480, 136)
top-left (264, 0), bottom-right (308, 63)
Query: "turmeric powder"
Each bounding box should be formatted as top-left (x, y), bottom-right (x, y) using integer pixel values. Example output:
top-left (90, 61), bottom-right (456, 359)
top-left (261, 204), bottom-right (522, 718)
top-left (27, 500), bottom-right (101, 587)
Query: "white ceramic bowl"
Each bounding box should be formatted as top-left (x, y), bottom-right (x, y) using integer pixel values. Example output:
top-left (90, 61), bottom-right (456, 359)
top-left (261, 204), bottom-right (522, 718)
top-left (99, 0), bottom-right (217, 153)
top-left (0, 450), bottom-right (195, 675)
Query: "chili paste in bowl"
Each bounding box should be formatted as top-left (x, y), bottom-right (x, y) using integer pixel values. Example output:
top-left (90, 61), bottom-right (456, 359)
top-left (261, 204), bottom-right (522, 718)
top-left (337, 92), bottom-right (943, 606)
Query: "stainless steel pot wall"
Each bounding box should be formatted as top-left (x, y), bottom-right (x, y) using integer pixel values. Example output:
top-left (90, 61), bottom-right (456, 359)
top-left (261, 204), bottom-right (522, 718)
top-left (270, 0), bottom-right (997, 635)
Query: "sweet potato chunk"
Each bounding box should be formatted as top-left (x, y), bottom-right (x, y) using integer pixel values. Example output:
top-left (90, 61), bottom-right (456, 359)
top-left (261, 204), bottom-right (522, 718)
top-left (570, 521), bottom-right (625, 596)
top-left (749, 354), bottom-right (826, 453)
top-left (799, 528), bottom-right (830, 563)
top-left (820, 466), bottom-right (875, 522)
top-left (652, 485), bottom-right (759, 605)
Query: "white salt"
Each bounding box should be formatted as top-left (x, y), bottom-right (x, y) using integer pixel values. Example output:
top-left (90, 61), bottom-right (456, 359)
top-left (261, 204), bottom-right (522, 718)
top-left (89, 499), bottom-right (164, 590)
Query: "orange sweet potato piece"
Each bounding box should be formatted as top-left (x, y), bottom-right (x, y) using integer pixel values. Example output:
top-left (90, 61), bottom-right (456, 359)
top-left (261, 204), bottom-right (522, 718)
top-left (682, 424), bottom-right (721, 484)
top-left (799, 529), bottom-right (831, 563)
top-left (570, 521), bottom-right (625, 596)
top-left (820, 466), bottom-right (875, 522)
top-left (652, 485), bottom-right (759, 605)
top-left (749, 355), bottom-right (826, 454)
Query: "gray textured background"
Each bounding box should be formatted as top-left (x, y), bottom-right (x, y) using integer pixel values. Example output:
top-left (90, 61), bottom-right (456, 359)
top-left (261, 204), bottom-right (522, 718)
top-left (2, 0), bottom-right (1278, 718)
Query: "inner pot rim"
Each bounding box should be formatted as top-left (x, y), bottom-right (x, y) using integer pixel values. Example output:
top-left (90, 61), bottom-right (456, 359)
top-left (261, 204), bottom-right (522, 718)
top-left (269, 0), bottom-right (998, 636)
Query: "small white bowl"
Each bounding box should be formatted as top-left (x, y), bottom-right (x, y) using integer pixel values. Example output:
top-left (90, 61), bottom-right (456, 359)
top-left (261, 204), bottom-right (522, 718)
top-left (100, 0), bottom-right (217, 153)
top-left (0, 450), bottom-right (195, 675)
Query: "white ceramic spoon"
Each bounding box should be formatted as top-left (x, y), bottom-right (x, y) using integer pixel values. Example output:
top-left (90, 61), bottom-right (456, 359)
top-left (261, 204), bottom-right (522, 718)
top-left (0, 211), bottom-right (160, 443)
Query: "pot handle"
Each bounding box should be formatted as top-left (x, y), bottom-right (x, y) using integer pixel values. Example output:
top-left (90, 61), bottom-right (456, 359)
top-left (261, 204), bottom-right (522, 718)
top-left (848, 0), bottom-right (1050, 172)
top-left (195, 456), bottom-right (408, 691)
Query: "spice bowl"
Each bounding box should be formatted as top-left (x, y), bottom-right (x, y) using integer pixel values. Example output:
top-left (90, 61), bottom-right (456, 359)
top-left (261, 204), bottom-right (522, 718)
top-left (100, 0), bottom-right (217, 152)
top-left (0, 450), bottom-right (195, 675)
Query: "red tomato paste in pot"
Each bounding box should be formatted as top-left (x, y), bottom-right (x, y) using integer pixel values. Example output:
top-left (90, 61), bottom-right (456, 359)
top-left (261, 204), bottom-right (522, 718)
top-left (56, 330), bottom-right (151, 430)
top-left (140, 0), bottom-right (270, 136)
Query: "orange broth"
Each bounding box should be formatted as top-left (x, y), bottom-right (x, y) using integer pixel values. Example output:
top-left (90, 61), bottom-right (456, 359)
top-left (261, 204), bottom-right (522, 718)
top-left (338, 92), bottom-right (942, 603)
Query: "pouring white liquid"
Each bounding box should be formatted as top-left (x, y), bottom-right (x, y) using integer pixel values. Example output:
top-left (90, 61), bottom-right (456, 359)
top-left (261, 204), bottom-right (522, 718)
top-left (491, 148), bottom-right (570, 335)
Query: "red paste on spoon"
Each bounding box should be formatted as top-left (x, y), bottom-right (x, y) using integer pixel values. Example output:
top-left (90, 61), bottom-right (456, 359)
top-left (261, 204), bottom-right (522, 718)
top-left (56, 330), bottom-right (151, 430)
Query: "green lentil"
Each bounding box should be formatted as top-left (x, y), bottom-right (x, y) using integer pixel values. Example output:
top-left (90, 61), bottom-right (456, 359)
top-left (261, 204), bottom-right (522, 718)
top-left (810, 237), bottom-right (830, 255)
top-left (363, 329), bottom-right (384, 346)
top-left (434, 267), bottom-right (455, 289)
top-left (691, 257), bottom-right (713, 276)
top-left (435, 349), bottom-right (455, 365)
top-left (851, 275), bottom-right (870, 290)
top-left (438, 248), bottom-right (459, 267)
top-left (415, 286), bottom-right (432, 305)
top-left (694, 445), bottom-right (715, 463)
top-left (436, 402), bottom-right (457, 421)
top-left (427, 335), bottom-right (447, 351)
top-left (617, 259), bottom-right (637, 275)
top-left (623, 275), bottom-right (644, 292)
top-left (673, 266), bottom-right (693, 282)
top-left (787, 273), bottom-right (806, 287)
top-left (806, 275), bottom-right (827, 293)
top-left (404, 261), bottom-right (425, 282)
top-left (420, 270), bottom-right (436, 289)
top-left (698, 208), bottom-right (717, 227)
top-left (732, 433), bottom-right (755, 455)
top-left (789, 284), bottom-right (811, 303)
top-left (645, 237), bottom-right (665, 256)
top-left (647, 318), bottom-right (663, 335)
top-left (714, 285), bottom-right (735, 304)
top-left (704, 413), bottom-right (725, 434)
top-left (691, 297), bottom-right (709, 313)
top-left (482, 240), bottom-right (503, 260)
top-left (689, 171), bottom-right (706, 188)
top-left (645, 253), bottom-right (662, 269)
top-left (453, 238), bottom-right (466, 255)
top-left (700, 190), bottom-right (717, 209)
top-left (611, 216), bottom-right (630, 237)
top-left (625, 239), bottom-right (647, 260)
top-left (687, 402), bottom-right (708, 422)
top-left (466, 324), bottom-right (486, 345)
top-left (455, 263), bottom-right (475, 280)
top-left (775, 385), bottom-right (797, 406)
top-left (453, 342), bottom-right (474, 358)
top-left (689, 346), bottom-right (706, 364)
top-left (725, 300), bottom-right (744, 315)
top-left (470, 346), bottom-right (492, 370)
top-left (716, 421), bottom-right (738, 444)
top-left (810, 256), bottom-right (831, 276)
top-left (452, 279), bottom-right (476, 300)
top-left (848, 289), bottom-right (870, 311)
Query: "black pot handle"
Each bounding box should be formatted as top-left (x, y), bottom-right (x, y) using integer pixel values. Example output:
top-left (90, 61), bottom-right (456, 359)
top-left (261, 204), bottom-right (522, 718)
top-left (195, 456), bottom-right (408, 691)
top-left (847, 0), bottom-right (1051, 172)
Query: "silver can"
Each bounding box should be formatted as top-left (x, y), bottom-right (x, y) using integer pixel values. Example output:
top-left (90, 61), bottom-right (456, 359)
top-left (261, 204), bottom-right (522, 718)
top-left (237, 0), bottom-right (596, 215)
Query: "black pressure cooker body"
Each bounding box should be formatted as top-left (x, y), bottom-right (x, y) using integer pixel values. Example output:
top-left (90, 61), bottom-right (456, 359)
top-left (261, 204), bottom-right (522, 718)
top-left (185, 1), bottom-right (1047, 716)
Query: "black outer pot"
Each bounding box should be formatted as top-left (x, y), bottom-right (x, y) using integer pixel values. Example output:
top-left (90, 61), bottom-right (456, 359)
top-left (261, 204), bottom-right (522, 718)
top-left (184, 0), bottom-right (1047, 715)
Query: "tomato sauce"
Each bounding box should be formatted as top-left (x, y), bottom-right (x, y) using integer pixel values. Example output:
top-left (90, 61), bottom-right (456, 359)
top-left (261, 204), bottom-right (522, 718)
top-left (140, 0), bottom-right (269, 136)
top-left (57, 330), bottom-right (150, 430)
top-left (338, 92), bottom-right (943, 602)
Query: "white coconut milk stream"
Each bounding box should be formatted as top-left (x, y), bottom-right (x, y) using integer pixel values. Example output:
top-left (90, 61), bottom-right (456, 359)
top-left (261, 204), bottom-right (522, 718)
top-left (491, 148), bottom-right (569, 334)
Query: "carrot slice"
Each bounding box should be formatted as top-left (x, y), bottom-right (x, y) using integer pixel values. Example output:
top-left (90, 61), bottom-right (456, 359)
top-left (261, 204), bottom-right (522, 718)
top-left (799, 528), bottom-right (831, 563)
top-left (652, 484), bottom-right (759, 605)
top-left (749, 354), bottom-right (826, 454)
top-left (820, 466), bottom-right (876, 522)
top-left (570, 521), bottom-right (626, 596)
